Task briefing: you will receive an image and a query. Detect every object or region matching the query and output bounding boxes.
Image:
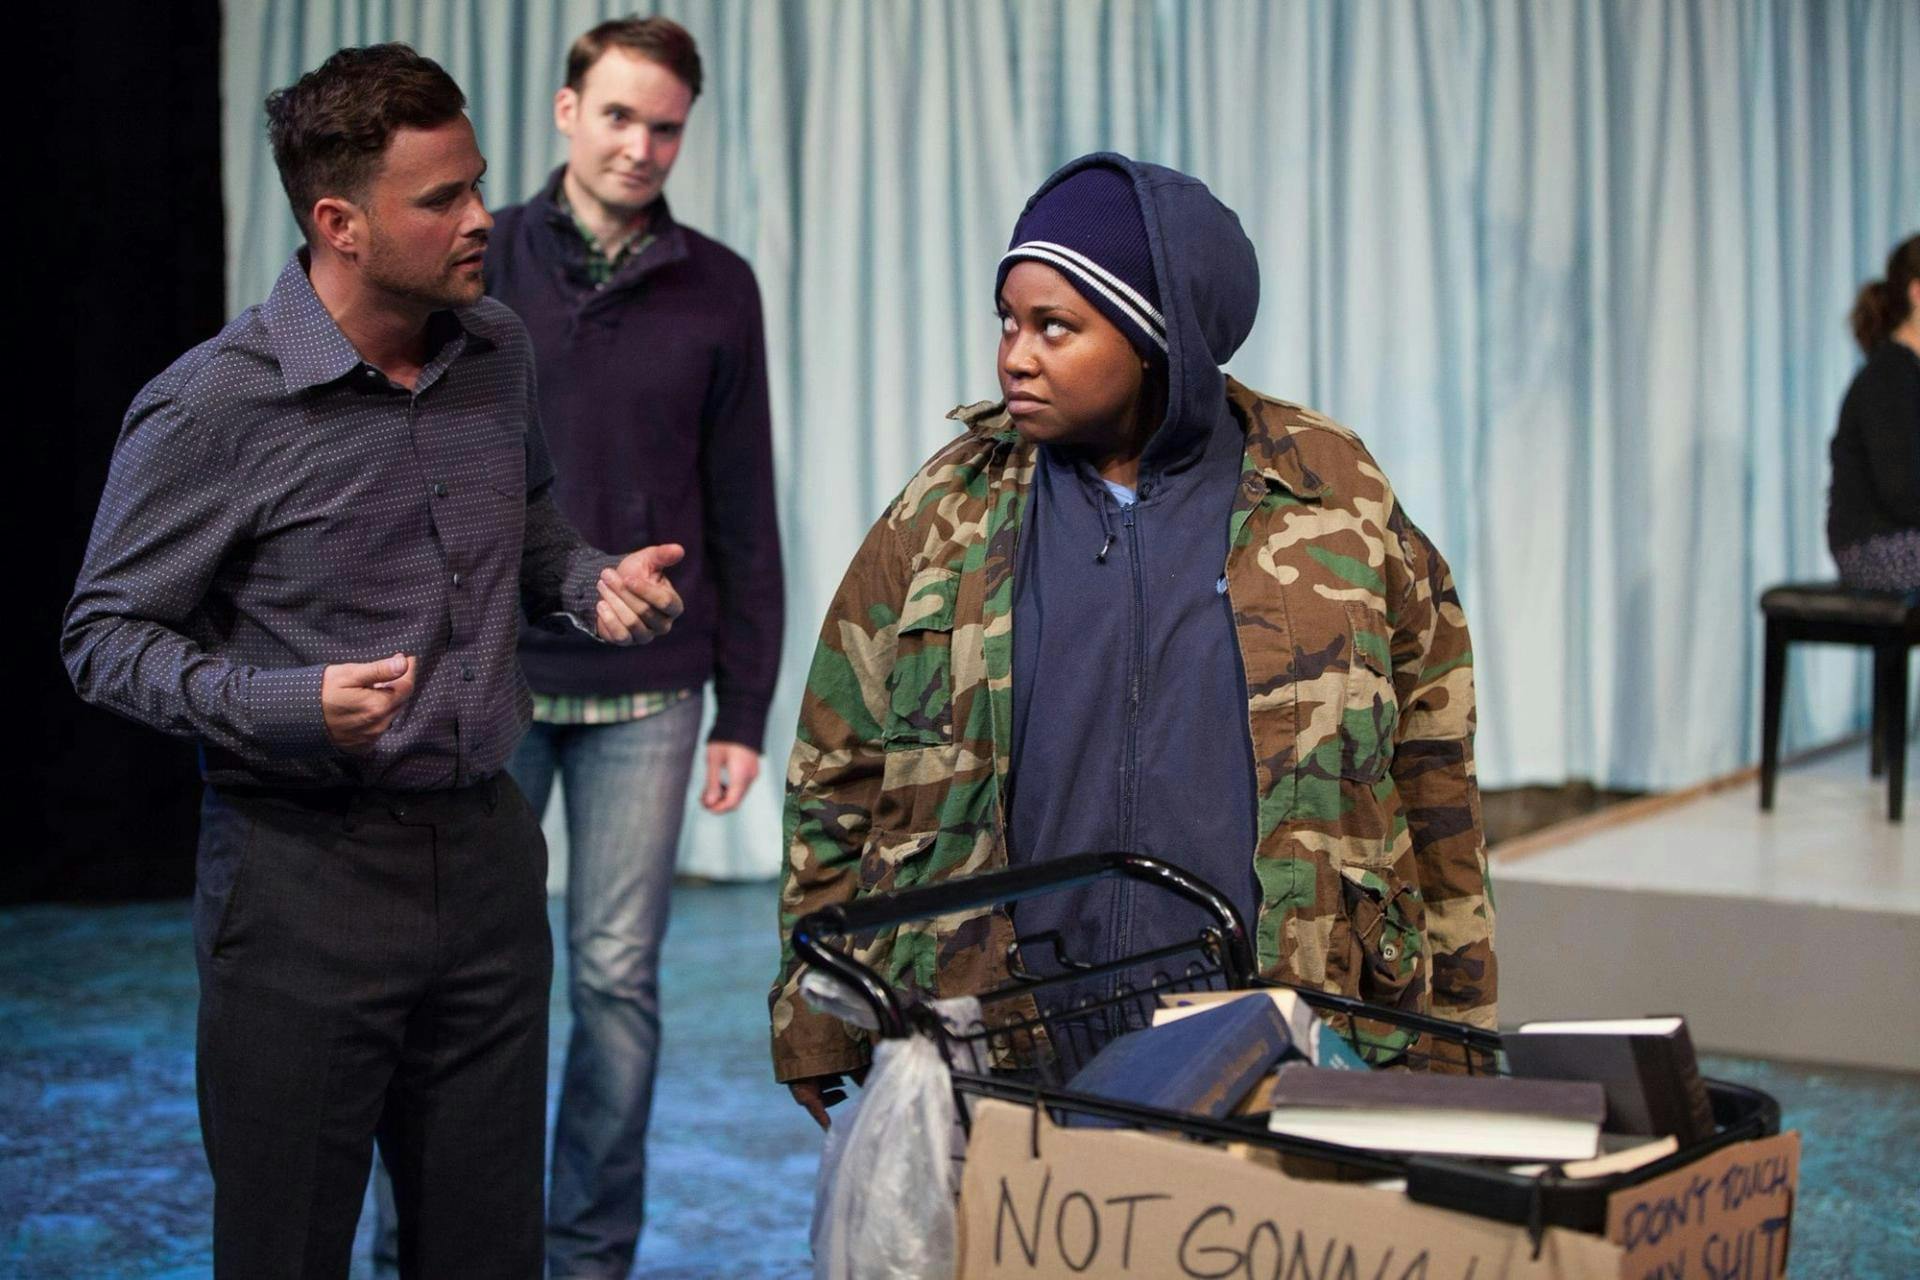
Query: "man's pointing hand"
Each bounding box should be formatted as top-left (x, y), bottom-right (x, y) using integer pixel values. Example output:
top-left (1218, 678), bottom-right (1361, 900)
top-left (595, 543), bottom-right (685, 644)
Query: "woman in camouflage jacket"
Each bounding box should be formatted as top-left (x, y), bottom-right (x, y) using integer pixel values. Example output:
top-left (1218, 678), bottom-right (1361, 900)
top-left (773, 156), bottom-right (1494, 1124)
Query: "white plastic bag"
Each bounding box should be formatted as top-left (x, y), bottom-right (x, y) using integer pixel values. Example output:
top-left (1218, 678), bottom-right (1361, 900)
top-left (807, 991), bottom-right (984, 1280)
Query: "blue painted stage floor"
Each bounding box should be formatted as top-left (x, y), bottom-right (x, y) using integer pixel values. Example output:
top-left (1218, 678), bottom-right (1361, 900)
top-left (3, 884), bottom-right (1916, 1277)
top-left (2, 886), bottom-right (820, 1279)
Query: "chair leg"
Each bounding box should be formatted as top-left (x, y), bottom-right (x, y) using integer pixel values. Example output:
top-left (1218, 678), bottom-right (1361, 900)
top-left (1760, 622), bottom-right (1786, 812)
top-left (1870, 647), bottom-right (1888, 778)
top-left (1880, 643), bottom-right (1908, 823)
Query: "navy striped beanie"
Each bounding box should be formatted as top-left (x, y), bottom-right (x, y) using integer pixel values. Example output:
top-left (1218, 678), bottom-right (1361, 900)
top-left (997, 165), bottom-right (1165, 359)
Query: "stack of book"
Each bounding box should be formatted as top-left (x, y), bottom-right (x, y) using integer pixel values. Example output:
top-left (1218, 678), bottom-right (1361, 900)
top-left (1258, 1013), bottom-right (1714, 1166)
top-left (1262, 1065), bottom-right (1607, 1161)
top-left (1153, 988), bottom-right (1372, 1071)
top-left (1059, 993), bottom-right (1716, 1171)
top-left (1501, 1016), bottom-right (1717, 1146)
top-left (1056, 988), bottom-right (1368, 1126)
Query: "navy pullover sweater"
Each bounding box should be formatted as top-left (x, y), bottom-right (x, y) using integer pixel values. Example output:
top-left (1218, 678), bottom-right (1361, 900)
top-left (486, 169), bottom-right (783, 750)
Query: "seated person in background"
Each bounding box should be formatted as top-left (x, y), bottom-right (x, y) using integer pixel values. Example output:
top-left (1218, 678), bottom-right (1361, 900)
top-left (770, 154), bottom-right (1495, 1126)
top-left (1828, 233), bottom-right (1920, 593)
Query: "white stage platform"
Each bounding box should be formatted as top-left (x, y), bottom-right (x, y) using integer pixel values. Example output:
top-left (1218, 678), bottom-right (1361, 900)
top-left (1491, 741), bottom-right (1919, 1072)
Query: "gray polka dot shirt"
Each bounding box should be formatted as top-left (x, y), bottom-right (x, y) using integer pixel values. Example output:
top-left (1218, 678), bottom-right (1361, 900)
top-left (63, 253), bottom-right (620, 791)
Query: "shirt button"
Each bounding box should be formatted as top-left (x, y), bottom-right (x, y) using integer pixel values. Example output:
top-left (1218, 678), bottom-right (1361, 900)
top-left (462, 665), bottom-right (476, 682)
top-left (433, 482), bottom-right (448, 498)
top-left (451, 572), bottom-right (462, 588)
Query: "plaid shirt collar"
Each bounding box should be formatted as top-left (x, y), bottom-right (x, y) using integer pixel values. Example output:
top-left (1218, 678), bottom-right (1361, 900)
top-left (549, 174), bottom-right (662, 287)
top-left (537, 165), bottom-right (679, 289)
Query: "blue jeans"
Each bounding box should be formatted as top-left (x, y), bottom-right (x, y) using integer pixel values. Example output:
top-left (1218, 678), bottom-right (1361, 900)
top-left (371, 701), bottom-right (701, 1279)
top-left (521, 702), bottom-right (702, 1278)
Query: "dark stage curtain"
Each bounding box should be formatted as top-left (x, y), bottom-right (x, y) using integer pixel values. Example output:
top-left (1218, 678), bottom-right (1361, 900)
top-left (13, 0), bottom-right (223, 901)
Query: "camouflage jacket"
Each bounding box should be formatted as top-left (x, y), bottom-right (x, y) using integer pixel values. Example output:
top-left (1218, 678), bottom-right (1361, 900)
top-left (771, 379), bottom-right (1495, 1082)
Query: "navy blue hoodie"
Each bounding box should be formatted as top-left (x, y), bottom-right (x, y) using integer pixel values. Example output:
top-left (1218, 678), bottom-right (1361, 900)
top-left (1005, 156), bottom-right (1262, 981)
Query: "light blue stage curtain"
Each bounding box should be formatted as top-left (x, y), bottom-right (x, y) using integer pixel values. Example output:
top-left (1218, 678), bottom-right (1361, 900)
top-left (224, 1), bottom-right (1919, 879)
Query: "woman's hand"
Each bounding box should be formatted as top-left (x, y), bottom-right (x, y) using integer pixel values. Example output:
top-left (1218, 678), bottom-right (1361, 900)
top-left (787, 1067), bottom-right (869, 1130)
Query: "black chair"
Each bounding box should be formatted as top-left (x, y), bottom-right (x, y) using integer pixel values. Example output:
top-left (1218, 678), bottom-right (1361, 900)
top-left (1759, 582), bottom-right (1920, 822)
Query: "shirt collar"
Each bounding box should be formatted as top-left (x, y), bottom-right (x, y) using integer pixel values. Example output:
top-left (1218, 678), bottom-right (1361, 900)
top-left (538, 167), bottom-right (681, 259)
top-left (556, 185), bottom-right (652, 265)
top-left (264, 249), bottom-right (505, 394)
top-left (265, 251), bottom-right (366, 394)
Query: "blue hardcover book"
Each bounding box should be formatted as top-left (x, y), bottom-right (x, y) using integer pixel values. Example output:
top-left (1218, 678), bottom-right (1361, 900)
top-left (1064, 996), bottom-right (1292, 1125)
top-left (1156, 989), bottom-right (1372, 1071)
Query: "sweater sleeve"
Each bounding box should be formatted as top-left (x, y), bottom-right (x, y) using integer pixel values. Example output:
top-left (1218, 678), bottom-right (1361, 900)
top-left (698, 268), bottom-right (783, 751)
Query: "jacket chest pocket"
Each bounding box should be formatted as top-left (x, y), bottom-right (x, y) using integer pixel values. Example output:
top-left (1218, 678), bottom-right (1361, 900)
top-left (1340, 601), bottom-right (1398, 782)
top-left (883, 566), bottom-right (957, 748)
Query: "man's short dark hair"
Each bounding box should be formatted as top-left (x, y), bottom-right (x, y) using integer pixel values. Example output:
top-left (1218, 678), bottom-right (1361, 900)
top-left (265, 43), bottom-right (467, 241)
top-left (566, 16), bottom-right (703, 99)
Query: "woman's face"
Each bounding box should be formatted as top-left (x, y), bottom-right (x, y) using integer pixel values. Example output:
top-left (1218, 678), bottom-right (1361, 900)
top-left (997, 261), bottom-right (1147, 453)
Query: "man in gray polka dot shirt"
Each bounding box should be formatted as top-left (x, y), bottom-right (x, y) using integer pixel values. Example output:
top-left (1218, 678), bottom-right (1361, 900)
top-left (60, 45), bottom-right (676, 1279)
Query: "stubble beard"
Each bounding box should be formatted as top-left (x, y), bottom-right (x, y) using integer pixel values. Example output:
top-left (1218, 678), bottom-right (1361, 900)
top-left (363, 223), bottom-right (483, 311)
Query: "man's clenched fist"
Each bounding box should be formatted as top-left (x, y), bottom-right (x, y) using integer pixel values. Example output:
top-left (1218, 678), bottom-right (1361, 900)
top-left (322, 652), bottom-right (416, 752)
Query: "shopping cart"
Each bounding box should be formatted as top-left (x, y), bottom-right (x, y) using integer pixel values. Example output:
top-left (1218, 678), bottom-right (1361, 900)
top-left (791, 851), bottom-right (1780, 1238)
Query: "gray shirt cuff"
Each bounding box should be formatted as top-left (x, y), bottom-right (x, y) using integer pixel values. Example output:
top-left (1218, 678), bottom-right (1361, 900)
top-left (246, 664), bottom-right (334, 758)
top-left (565, 552), bottom-right (623, 633)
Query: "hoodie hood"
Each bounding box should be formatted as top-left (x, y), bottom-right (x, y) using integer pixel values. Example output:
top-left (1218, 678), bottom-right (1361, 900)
top-left (1008, 153), bottom-right (1260, 476)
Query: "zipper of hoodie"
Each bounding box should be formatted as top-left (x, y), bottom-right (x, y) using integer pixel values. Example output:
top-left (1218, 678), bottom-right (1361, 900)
top-left (1120, 500), bottom-right (1145, 852)
top-left (1108, 496), bottom-right (1146, 1023)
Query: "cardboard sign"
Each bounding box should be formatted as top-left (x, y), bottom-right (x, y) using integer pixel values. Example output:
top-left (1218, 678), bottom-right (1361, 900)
top-left (956, 1099), bottom-right (1624, 1279)
top-left (1605, 1131), bottom-right (1799, 1279)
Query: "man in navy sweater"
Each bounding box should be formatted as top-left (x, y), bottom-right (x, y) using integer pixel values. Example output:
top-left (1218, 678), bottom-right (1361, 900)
top-left (372, 16), bottom-right (781, 1280)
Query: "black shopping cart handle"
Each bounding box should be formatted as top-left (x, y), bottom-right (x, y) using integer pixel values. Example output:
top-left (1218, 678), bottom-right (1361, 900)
top-left (791, 851), bottom-right (1257, 1038)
